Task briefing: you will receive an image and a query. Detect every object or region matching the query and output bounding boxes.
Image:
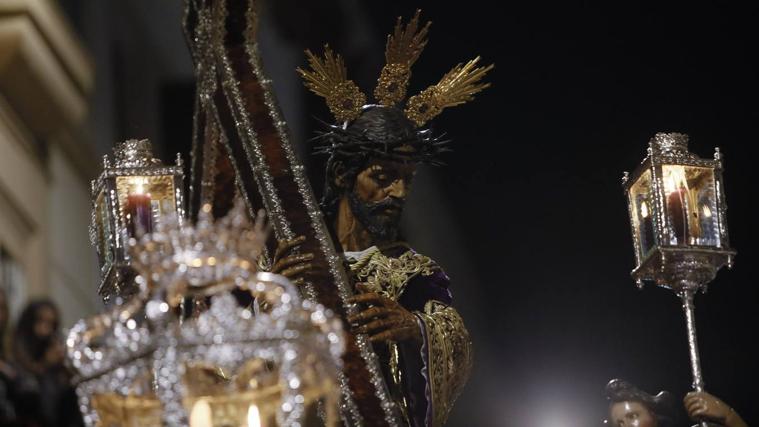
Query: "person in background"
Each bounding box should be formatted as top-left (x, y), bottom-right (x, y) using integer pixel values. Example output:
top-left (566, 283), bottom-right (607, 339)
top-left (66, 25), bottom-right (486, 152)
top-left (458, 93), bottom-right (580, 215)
top-left (12, 299), bottom-right (82, 427)
top-left (0, 287), bottom-right (20, 426)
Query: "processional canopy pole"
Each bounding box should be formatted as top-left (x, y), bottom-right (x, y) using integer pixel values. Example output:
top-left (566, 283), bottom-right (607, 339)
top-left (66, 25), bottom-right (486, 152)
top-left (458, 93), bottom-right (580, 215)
top-left (622, 132), bottom-right (736, 427)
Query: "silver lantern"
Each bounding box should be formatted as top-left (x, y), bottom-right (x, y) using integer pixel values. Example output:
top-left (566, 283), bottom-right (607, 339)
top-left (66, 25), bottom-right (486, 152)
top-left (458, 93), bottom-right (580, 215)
top-left (622, 132), bottom-right (736, 427)
top-left (90, 139), bottom-right (185, 303)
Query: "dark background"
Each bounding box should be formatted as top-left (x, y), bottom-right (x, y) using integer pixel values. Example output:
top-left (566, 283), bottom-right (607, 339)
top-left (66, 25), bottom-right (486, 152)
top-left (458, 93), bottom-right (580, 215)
top-left (61, 2), bottom-right (759, 426)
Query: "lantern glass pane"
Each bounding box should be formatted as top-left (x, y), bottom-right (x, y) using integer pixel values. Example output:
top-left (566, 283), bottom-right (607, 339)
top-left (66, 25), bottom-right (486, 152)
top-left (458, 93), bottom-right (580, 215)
top-left (629, 169), bottom-right (657, 260)
top-left (661, 165), bottom-right (720, 247)
top-left (181, 358), bottom-right (337, 427)
top-left (116, 176), bottom-right (176, 238)
top-left (95, 191), bottom-right (113, 267)
top-left (183, 362), bottom-right (281, 427)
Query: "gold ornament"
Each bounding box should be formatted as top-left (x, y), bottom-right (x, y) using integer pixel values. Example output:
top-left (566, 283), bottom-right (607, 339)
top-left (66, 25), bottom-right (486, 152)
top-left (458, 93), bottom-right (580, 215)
top-left (348, 246), bottom-right (438, 301)
top-left (299, 11), bottom-right (493, 128)
top-left (405, 57), bottom-right (494, 126)
top-left (405, 87), bottom-right (442, 128)
top-left (374, 10), bottom-right (431, 106)
top-left (326, 81), bottom-right (367, 123)
top-left (297, 45), bottom-right (366, 123)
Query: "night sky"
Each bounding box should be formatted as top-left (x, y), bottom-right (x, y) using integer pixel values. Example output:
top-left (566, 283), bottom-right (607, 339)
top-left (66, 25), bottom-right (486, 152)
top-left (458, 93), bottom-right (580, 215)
top-left (157, 2), bottom-right (759, 426)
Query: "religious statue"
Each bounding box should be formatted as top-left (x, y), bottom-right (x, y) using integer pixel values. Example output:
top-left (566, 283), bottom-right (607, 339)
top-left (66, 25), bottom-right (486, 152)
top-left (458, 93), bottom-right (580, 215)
top-left (605, 379), bottom-right (747, 427)
top-left (270, 11), bottom-right (493, 427)
top-left (682, 391), bottom-right (747, 427)
top-left (605, 379), bottom-right (676, 427)
top-left (183, 1), bottom-right (491, 424)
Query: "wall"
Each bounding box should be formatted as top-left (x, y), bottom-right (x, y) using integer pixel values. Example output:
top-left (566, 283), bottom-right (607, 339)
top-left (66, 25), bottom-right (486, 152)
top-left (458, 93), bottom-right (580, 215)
top-left (0, 0), bottom-right (99, 327)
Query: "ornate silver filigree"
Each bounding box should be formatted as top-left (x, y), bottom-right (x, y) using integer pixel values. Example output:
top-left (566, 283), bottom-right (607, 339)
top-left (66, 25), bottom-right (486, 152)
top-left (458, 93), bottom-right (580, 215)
top-left (113, 139), bottom-right (164, 168)
top-left (68, 202), bottom-right (345, 427)
top-left (90, 139), bottom-right (185, 303)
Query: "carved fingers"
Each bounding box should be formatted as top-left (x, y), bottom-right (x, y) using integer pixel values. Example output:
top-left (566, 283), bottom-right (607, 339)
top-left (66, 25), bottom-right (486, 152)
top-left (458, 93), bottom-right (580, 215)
top-left (271, 236), bottom-right (313, 286)
top-left (684, 391), bottom-right (734, 425)
top-left (346, 283), bottom-right (421, 344)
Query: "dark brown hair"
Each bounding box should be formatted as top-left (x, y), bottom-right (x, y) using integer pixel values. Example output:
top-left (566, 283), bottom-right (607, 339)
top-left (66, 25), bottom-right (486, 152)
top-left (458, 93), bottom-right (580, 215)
top-left (605, 379), bottom-right (675, 426)
top-left (317, 105), bottom-right (447, 219)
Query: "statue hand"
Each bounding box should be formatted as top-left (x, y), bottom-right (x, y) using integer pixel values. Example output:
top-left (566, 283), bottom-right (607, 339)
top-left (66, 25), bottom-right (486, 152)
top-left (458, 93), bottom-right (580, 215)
top-left (346, 283), bottom-right (422, 345)
top-left (684, 391), bottom-right (747, 427)
top-left (270, 236), bottom-right (314, 287)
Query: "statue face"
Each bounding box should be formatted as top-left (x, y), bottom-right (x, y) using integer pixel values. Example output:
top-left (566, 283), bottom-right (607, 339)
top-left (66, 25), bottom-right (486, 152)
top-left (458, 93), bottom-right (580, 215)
top-left (348, 159), bottom-right (416, 242)
top-left (609, 401), bottom-right (657, 427)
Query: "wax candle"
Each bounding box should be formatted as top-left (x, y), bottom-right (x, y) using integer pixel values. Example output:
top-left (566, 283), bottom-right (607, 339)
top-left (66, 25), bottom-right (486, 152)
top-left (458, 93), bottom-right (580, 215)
top-left (639, 200), bottom-right (655, 255)
top-left (667, 186), bottom-right (688, 245)
top-left (126, 192), bottom-right (153, 237)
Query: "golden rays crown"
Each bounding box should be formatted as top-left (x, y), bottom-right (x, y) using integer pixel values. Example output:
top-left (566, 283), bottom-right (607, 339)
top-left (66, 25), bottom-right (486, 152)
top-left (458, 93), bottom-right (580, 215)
top-left (297, 10), bottom-right (494, 126)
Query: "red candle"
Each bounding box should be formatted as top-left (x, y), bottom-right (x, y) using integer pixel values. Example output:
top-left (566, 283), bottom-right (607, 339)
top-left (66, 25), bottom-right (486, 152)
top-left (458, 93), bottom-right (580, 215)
top-left (126, 192), bottom-right (153, 237)
top-left (640, 207), bottom-right (655, 254)
top-left (667, 186), bottom-right (688, 244)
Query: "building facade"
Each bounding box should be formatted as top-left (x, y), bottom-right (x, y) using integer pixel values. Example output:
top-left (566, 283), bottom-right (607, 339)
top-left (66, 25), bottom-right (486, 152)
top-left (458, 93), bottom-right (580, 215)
top-left (0, 0), bottom-right (100, 327)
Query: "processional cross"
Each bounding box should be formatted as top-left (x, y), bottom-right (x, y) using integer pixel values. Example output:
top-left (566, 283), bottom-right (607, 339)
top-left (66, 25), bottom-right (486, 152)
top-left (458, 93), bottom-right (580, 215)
top-left (182, 1), bottom-right (402, 426)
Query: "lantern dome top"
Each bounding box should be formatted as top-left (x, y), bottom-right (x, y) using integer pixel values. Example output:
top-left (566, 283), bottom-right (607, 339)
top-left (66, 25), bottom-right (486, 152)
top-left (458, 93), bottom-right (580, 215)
top-left (113, 139), bottom-right (162, 168)
top-left (650, 132), bottom-right (689, 156)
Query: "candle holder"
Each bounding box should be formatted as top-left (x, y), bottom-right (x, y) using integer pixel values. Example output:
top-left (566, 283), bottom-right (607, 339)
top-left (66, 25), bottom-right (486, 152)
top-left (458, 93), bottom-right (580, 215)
top-left (70, 203), bottom-right (344, 427)
top-left (89, 139), bottom-right (185, 304)
top-left (622, 132), bottom-right (736, 427)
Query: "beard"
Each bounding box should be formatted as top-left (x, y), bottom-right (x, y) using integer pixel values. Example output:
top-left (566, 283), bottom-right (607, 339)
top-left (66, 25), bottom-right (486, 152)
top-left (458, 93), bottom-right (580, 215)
top-left (347, 192), bottom-right (403, 244)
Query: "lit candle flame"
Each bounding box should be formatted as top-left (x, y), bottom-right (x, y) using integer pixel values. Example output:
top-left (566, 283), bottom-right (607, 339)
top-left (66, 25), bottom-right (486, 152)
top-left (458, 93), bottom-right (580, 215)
top-left (663, 165), bottom-right (688, 194)
top-left (189, 399), bottom-right (212, 427)
top-left (703, 205), bottom-right (712, 218)
top-left (640, 201), bottom-right (649, 218)
top-left (130, 177), bottom-right (149, 195)
top-left (247, 404), bottom-right (261, 427)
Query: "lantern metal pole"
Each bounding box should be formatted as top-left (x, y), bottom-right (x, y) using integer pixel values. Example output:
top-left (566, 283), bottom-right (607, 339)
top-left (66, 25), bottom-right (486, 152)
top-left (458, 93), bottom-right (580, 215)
top-left (624, 134), bottom-right (734, 427)
top-left (679, 287), bottom-right (709, 427)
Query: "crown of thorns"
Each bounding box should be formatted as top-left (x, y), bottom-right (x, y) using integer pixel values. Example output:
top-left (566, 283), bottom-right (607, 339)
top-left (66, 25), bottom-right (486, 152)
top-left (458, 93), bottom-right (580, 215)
top-left (297, 10), bottom-right (494, 127)
top-left (311, 111), bottom-right (450, 166)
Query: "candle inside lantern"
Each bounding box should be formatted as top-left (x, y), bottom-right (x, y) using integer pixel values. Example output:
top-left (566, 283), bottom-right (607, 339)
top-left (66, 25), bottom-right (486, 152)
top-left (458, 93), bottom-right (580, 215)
top-left (667, 185), bottom-right (689, 244)
top-left (126, 181), bottom-right (153, 237)
top-left (247, 404), bottom-right (261, 427)
top-left (189, 399), bottom-right (212, 427)
top-left (639, 200), bottom-right (655, 255)
top-left (664, 166), bottom-right (690, 245)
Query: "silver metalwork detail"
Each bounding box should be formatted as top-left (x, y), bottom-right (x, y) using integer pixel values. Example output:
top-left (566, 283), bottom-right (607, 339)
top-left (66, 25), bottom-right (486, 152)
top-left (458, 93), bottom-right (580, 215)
top-left (623, 132), bottom-right (736, 427)
top-left (215, 1), bottom-right (294, 243)
top-left (68, 204), bottom-right (344, 427)
top-left (650, 132), bottom-right (689, 156)
top-left (90, 139), bottom-right (185, 303)
top-left (242, 34), bottom-right (400, 427)
top-left (113, 139), bottom-right (163, 168)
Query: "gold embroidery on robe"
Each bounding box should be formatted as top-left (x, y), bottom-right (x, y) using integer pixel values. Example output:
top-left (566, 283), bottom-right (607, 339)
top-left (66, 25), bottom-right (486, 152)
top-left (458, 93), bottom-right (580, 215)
top-left (347, 246), bottom-right (472, 426)
top-left (349, 246), bottom-right (438, 300)
top-left (416, 300), bottom-right (472, 427)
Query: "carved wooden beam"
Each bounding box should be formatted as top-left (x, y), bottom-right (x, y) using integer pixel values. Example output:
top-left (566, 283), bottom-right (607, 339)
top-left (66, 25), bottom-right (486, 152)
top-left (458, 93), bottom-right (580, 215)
top-left (183, 1), bottom-right (401, 425)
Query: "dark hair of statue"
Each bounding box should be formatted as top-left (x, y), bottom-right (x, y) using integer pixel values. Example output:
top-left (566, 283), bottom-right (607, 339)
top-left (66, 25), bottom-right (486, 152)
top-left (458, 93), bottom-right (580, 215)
top-left (315, 105), bottom-right (448, 221)
top-left (604, 379), bottom-right (676, 426)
